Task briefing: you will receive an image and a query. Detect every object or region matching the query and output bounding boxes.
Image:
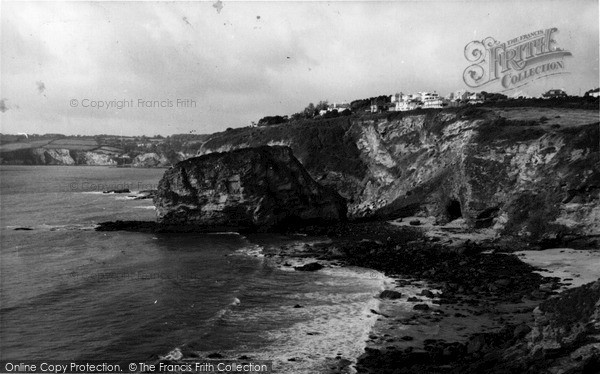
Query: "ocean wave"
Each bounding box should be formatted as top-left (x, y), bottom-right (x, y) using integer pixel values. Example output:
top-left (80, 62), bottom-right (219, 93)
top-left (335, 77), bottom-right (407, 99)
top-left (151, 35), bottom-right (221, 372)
top-left (231, 244), bottom-right (264, 258)
top-left (215, 265), bottom-right (391, 373)
top-left (7, 224), bottom-right (98, 232)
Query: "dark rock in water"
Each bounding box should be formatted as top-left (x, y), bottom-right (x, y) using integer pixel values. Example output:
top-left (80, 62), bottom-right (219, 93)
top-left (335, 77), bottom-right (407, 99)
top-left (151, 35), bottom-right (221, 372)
top-left (370, 309), bottom-right (390, 317)
top-left (379, 290), bottom-right (403, 299)
top-left (153, 146), bottom-right (347, 231)
top-left (133, 190), bottom-right (157, 200)
top-left (237, 355), bottom-right (252, 360)
top-left (103, 188), bottom-right (130, 194)
top-left (294, 262), bottom-right (324, 271)
top-left (407, 297), bottom-right (422, 302)
top-left (409, 219), bottom-right (421, 226)
top-left (14, 227), bottom-right (33, 231)
top-left (206, 353), bottom-right (223, 359)
top-left (293, 304), bottom-right (303, 308)
top-left (420, 289), bottom-right (435, 298)
top-left (413, 303), bottom-right (430, 311)
top-left (401, 335), bottom-right (414, 341)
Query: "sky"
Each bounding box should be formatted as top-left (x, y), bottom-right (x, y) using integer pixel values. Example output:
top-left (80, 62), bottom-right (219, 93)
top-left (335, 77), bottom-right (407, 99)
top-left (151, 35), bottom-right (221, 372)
top-left (1, 0), bottom-right (598, 136)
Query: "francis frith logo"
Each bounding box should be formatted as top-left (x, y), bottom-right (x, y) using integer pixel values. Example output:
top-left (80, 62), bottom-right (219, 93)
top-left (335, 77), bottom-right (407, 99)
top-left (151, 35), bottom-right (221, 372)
top-left (463, 28), bottom-right (572, 91)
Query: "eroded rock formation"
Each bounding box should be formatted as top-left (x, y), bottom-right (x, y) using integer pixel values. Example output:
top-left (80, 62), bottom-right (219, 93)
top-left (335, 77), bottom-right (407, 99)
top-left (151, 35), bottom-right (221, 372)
top-left (153, 146), bottom-right (347, 231)
top-left (196, 108), bottom-right (599, 242)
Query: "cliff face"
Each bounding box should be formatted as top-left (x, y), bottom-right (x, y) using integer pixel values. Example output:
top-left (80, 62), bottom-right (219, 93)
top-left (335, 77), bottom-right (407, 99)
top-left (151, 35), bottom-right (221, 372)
top-left (132, 152), bottom-right (169, 167)
top-left (74, 151), bottom-right (117, 166)
top-left (196, 108), bottom-right (599, 240)
top-left (31, 148), bottom-right (76, 165)
top-left (0, 148), bottom-right (186, 167)
top-left (153, 146), bottom-right (347, 230)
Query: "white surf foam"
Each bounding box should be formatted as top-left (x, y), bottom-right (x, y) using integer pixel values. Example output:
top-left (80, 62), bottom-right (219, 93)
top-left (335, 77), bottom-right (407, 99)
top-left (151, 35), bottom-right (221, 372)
top-left (222, 266), bottom-right (390, 373)
top-left (231, 244), bottom-right (264, 258)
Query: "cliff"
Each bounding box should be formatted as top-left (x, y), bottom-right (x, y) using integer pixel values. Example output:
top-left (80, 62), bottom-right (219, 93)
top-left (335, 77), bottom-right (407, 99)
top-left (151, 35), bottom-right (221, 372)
top-left (195, 107), bottom-right (599, 242)
top-left (0, 148), bottom-right (186, 167)
top-left (153, 146), bottom-right (347, 231)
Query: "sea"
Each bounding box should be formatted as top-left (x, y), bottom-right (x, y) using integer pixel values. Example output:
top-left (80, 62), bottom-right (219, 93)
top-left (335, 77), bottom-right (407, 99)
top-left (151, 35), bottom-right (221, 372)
top-left (0, 165), bottom-right (390, 373)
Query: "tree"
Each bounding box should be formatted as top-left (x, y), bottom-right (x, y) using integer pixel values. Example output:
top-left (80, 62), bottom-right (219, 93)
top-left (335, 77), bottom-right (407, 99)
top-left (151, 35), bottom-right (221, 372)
top-left (315, 100), bottom-right (329, 112)
top-left (303, 103), bottom-right (316, 118)
top-left (257, 115), bottom-right (288, 127)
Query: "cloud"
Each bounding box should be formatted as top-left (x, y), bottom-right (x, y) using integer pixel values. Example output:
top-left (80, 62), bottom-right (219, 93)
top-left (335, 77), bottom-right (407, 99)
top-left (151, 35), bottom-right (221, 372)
top-left (0, 1), bottom-right (597, 136)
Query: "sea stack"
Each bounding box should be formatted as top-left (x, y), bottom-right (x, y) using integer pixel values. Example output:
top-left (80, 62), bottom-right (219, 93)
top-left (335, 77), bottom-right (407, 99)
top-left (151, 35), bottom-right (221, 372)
top-left (153, 146), bottom-right (347, 231)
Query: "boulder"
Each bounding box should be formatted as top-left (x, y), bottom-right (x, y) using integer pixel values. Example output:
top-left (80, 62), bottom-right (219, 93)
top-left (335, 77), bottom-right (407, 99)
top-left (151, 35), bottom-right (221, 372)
top-left (103, 189), bottom-right (130, 194)
top-left (379, 290), bottom-right (403, 299)
top-left (154, 146), bottom-right (347, 231)
top-left (294, 262), bottom-right (324, 272)
top-left (413, 303), bottom-right (430, 311)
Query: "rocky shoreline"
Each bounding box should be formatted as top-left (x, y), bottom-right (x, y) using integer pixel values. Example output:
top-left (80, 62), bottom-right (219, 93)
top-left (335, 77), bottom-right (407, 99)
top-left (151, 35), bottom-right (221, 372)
top-left (94, 217), bottom-right (599, 373)
top-left (93, 115), bottom-right (599, 372)
top-left (255, 221), bottom-right (599, 373)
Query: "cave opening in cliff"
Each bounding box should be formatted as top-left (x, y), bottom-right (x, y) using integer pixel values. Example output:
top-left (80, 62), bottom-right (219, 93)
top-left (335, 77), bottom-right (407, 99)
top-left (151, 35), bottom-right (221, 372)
top-left (446, 199), bottom-right (462, 221)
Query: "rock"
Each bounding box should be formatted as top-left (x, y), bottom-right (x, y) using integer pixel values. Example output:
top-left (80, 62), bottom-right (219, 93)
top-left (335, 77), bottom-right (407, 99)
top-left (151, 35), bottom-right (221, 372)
top-left (194, 109), bottom-right (599, 239)
top-left (413, 303), bottom-right (430, 311)
top-left (512, 324), bottom-right (531, 339)
top-left (153, 146), bottom-right (347, 231)
top-left (407, 297), bottom-right (422, 302)
top-left (293, 304), bottom-right (303, 308)
top-left (132, 152), bottom-right (170, 167)
top-left (530, 290), bottom-right (548, 299)
top-left (31, 148), bottom-right (75, 165)
top-left (103, 188), bottom-right (130, 194)
top-left (539, 282), bottom-right (556, 292)
top-left (76, 152), bottom-right (117, 166)
top-left (529, 280), bottom-right (600, 355)
top-left (466, 335), bottom-right (486, 354)
top-left (401, 336), bottom-right (414, 341)
top-left (133, 190), bottom-right (157, 200)
top-left (370, 309), bottom-right (389, 318)
top-left (379, 290), bottom-right (403, 299)
top-left (14, 227), bottom-right (33, 230)
top-left (420, 289), bottom-right (435, 298)
top-left (409, 219), bottom-right (421, 226)
top-left (494, 278), bottom-right (511, 287)
top-left (294, 262), bottom-right (324, 271)
top-left (206, 353), bottom-right (223, 359)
